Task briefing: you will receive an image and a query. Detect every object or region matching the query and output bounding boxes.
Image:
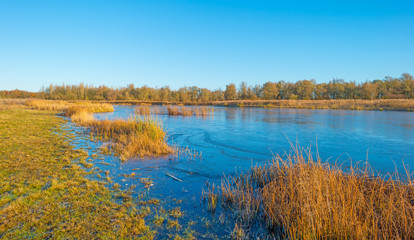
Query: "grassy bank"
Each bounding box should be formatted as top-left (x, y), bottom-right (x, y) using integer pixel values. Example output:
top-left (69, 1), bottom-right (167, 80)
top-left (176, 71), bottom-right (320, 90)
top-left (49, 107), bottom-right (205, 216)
top-left (210, 145), bottom-right (414, 239)
top-left (213, 99), bottom-right (414, 111)
top-left (0, 104), bottom-right (155, 238)
top-left (26, 99), bottom-right (114, 113)
top-left (94, 99), bottom-right (414, 111)
top-left (25, 99), bottom-right (174, 161)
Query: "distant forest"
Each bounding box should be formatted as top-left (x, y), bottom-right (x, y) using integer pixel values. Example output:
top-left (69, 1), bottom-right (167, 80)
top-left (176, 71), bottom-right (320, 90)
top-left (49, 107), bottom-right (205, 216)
top-left (1, 73), bottom-right (413, 101)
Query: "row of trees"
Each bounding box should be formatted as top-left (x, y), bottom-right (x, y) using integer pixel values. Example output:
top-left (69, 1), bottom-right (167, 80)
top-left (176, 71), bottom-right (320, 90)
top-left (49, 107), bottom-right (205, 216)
top-left (0, 90), bottom-right (45, 99)
top-left (2, 73), bottom-right (413, 101)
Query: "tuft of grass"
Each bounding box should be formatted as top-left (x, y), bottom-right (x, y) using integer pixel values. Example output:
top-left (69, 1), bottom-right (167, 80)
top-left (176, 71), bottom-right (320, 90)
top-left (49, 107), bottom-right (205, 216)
top-left (202, 184), bottom-right (218, 213)
top-left (69, 109), bottom-right (94, 123)
top-left (135, 106), bottom-right (151, 115)
top-left (167, 106), bottom-right (214, 117)
top-left (216, 144), bottom-right (414, 239)
top-left (167, 219), bottom-right (181, 230)
top-left (83, 115), bottom-right (174, 161)
top-left (167, 106), bottom-right (182, 116)
top-left (168, 207), bottom-right (183, 219)
top-left (230, 224), bottom-right (246, 240)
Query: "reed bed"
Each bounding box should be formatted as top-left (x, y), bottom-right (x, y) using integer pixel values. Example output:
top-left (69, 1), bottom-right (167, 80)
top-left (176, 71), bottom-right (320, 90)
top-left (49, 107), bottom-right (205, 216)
top-left (213, 145), bottom-right (414, 239)
top-left (26, 99), bottom-right (114, 113)
top-left (26, 99), bottom-right (172, 160)
top-left (214, 99), bottom-right (414, 111)
top-left (69, 109), bottom-right (94, 123)
top-left (135, 105), bottom-right (151, 115)
top-left (64, 104), bottom-right (174, 160)
top-left (0, 99), bottom-right (26, 110)
top-left (77, 114), bottom-right (174, 161)
top-left (167, 106), bottom-right (214, 116)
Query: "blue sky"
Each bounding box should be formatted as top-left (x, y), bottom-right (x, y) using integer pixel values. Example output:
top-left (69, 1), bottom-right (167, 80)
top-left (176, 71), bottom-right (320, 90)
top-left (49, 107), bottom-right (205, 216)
top-left (0, 0), bottom-right (413, 92)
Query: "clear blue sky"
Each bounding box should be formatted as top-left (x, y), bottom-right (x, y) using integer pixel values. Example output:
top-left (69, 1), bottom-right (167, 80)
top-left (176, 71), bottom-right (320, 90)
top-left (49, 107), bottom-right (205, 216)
top-left (0, 0), bottom-right (413, 92)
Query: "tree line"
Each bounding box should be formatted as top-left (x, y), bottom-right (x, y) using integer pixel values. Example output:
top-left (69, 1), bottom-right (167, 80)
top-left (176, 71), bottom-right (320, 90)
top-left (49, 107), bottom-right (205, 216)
top-left (1, 73), bottom-right (413, 101)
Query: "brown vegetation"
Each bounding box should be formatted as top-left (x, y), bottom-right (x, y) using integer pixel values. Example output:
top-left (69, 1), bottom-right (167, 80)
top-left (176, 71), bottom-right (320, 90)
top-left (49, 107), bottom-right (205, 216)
top-left (26, 99), bottom-right (114, 113)
top-left (213, 144), bottom-right (414, 239)
top-left (135, 105), bottom-right (151, 115)
top-left (84, 116), bottom-right (174, 161)
top-left (25, 99), bottom-right (173, 160)
top-left (64, 107), bottom-right (174, 161)
top-left (213, 99), bottom-right (414, 111)
top-left (167, 106), bottom-right (214, 116)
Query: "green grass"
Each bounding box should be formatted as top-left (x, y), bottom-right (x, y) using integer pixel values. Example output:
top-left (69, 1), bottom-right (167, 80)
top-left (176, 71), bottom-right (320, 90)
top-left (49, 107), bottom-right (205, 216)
top-left (0, 106), bottom-right (155, 239)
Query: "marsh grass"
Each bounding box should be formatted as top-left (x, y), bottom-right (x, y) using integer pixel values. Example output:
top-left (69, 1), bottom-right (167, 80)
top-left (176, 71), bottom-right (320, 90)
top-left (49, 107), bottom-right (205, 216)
top-left (0, 99), bottom-right (26, 110)
top-left (83, 115), bottom-right (174, 161)
top-left (202, 183), bottom-right (218, 213)
top-left (0, 106), bottom-right (154, 239)
top-left (213, 99), bottom-right (414, 111)
top-left (213, 144), bottom-right (414, 239)
top-left (167, 106), bottom-right (214, 116)
top-left (135, 106), bottom-right (151, 115)
top-left (26, 99), bottom-right (114, 113)
top-left (69, 109), bottom-right (94, 123)
top-left (27, 100), bottom-right (173, 160)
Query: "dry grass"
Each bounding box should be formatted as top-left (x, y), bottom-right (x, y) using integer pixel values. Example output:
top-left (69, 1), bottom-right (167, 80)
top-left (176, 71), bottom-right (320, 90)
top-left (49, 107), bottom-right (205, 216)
top-left (166, 106), bottom-right (185, 116)
top-left (135, 106), bottom-right (151, 115)
top-left (25, 100), bottom-right (173, 160)
top-left (82, 115), bottom-right (174, 161)
top-left (213, 99), bottom-right (414, 111)
top-left (69, 109), bottom-right (94, 123)
top-left (26, 99), bottom-right (114, 113)
top-left (167, 106), bottom-right (214, 116)
top-left (0, 99), bottom-right (27, 110)
top-left (215, 144), bottom-right (414, 239)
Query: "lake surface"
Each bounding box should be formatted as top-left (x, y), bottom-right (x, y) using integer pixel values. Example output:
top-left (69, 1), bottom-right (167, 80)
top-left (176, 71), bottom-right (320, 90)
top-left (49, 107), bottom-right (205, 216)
top-left (88, 105), bottom-right (414, 238)
top-left (96, 105), bottom-right (414, 174)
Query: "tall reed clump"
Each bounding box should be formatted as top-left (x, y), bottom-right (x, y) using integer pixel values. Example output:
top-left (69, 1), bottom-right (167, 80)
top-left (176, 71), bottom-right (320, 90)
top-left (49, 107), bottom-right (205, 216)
top-left (135, 106), bottom-right (151, 115)
top-left (216, 145), bottom-right (414, 239)
top-left (167, 106), bottom-right (214, 116)
top-left (26, 99), bottom-right (69, 111)
top-left (68, 108), bottom-right (94, 123)
top-left (26, 99), bottom-right (114, 113)
top-left (81, 115), bottom-right (174, 161)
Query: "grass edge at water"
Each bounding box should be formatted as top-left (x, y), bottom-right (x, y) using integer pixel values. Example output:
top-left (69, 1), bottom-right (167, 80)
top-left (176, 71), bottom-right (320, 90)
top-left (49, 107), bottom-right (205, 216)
top-left (0, 106), bottom-right (155, 239)
top-left (210, 143), bottom-right (414, 239)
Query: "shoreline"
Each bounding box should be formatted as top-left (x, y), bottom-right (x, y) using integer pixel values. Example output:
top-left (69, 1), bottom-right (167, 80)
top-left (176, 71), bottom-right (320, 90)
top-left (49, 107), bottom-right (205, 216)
top-left (0, 105), bottom-right (155, 238)
top-left (95, 99), bottom-right (414, 111)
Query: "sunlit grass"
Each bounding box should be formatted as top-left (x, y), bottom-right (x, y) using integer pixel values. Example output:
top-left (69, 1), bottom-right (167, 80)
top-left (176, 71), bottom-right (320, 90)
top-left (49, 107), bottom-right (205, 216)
top-left (213, 143), bottom-right (414, 239)
top-left (26, 99), bottom-right (173, 160)
top-left (135, 105), bottom-right (151, 115)
top-left (167, 106), bottom-right (214, 116)
top-left (0, 105), bottom-right (154, 238)
top-left (214, 99), bottom-right (414, 111)
top-left (26, 99), bottom-right (114, 113)
top-left (84, 115), bottom-right (174, 161)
